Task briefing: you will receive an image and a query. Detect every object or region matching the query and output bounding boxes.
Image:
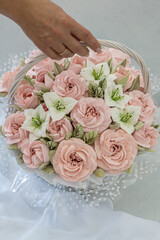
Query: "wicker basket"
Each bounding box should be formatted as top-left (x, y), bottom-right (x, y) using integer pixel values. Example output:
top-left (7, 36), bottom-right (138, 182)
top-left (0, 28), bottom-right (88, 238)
top-left (5, 39), bottom-right (152, 189)
top-left (8, 39), bottom-right (150, 104)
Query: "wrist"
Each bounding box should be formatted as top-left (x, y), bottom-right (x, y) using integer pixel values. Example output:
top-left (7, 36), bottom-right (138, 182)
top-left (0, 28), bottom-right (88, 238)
top-left (0, 0), bottom-right (51, 24)
top-left (0, 0), bottom-right (22, 23)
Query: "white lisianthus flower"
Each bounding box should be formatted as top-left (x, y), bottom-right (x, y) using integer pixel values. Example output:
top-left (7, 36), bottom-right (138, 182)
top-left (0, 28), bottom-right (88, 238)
top-left (80, 60), bottom-right (111, 84)
top-left (21, 104), bottom-right (50, 142)
top-left (43, 92), bottom-right (78, 122)
top-left (111, 105), bottom-right (141, 134)
top-left (105, 80), bottom-right (131, 109)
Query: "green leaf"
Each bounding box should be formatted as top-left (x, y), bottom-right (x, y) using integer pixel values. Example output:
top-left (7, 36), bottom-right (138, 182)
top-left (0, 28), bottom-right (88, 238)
top-left (93, 168), bottom-right (104, 178)
top-left (72, 124), bottom-right (84, 139)
top-left (40, 134), bottom-right (53, 145)
top-left (64, 115), bottom-right (71, 121)
top-left (49, 150), bottom-right (56, 164)
top-left (138, 146), bottom-right (145, 152)
top-left (88, 82), bottom-right (104, 98)
top-left (41, 86), bottom-right (50, 93)
top-left (107, 58), bottom-right (112, 72)
top-left (95, 87), bottom-right (104, 98)
top-left (64, 58), bottom-right (70, 70)
top-left (17, 152), bottom-right (24, 164)
top-left (9, 104), bottom-right (22, 111)
top-left (128, 75), bottom-right (140, 91)
top-left (48, 71), bottom-right (55, 80)
top-left (42, 164), bottom-right (55, 175)
top-left (98, 78), bottom-right (107, 90)
top-left (152, 124), bottom-right (160, 129)
top-left (24, 75), bottom-right (34, 86)
top-left (7, 144), bottom-right (18, 150)
top-left (138, 146), bottom-right (155, 153)
top-left (125, 164), bottom-right (133, 174)
top-left (65, 132), bottom-right (72, 140)
top-left (20, 57), bottom-right (26, 67)
top-left (46, 132), bottom-right (53, 141)
top-left (145, 148), bottom-right (155, 152)
top-left (88, 83), bottom-right (97, 97)
top-left (83, 131), bottom-right (98, 145)
top-left (45, 133), bottom-right (53, 141)
top-left (109, 123), bottom-right (120, 130)
top-left (47, 141), bottom-right (58, 150)
top-left (39, 162), bottom-right (50, 170)
top-left (18, 158), bottom-right (24, 164)
top-left (134, 121), bottom-right (144, 130)
top-left (116, 74), bottom-right (129, 87)
top-left (0, 92), bottom-right (7, 97)
top-left (0, 125), bottom-right (4, 137)
top-left (111, 59), bottom-right (127, 73)
top-left (54, 62), bottom-right (63, 76)
top-left (35, 91), bottom-right (44, 102)
top-left (17, 152), bottom-right (23, 159)
top-left (40, 138), bottom-right (48, 145)
top-left (35, 91), bottom-right (43, 97)
top-left (120, 59), bottom-right (127, 67)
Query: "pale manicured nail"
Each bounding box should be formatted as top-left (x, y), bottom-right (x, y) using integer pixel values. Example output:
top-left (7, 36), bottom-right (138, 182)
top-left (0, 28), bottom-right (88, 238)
top-left (96, 47), bottom-right (102, 53)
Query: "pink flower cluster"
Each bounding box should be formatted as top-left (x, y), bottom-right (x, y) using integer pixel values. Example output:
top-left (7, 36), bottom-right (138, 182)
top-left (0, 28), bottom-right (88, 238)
top-left (1, 47), bottom-right (159, 183)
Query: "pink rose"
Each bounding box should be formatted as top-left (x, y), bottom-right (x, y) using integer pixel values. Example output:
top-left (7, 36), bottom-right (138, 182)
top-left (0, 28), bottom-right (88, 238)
top-left (109, 48), bottom-right (131, 67)
top-left (17, 137), bottom-right (29, 151)
top-left (27, 58), bottom-right (53, 85)
top-left (52, 138), bottom-right (97, 182)
top-left (21, 140), bottom-right (50, 168)
top-left (95, 129), bottom-right (137, 174)
top-left (71, 97), bottom-right (111, 133)
top-left (133, 125), bottom-right (159, 148)
top-left (128, 90), bottom-right (155, 125)
top-left (0, 71), bottom-right (17, 94)
top-left (52, 70), bottom-right (86, 100)
top-left (34, 73), bottom-right (54, 91)
top-left (2, 112), bottom-right (28, 145)
top-left (14, 84), bottom-right (39, 109)
top-left (32, 60), bottom-right (54, 91)
top-left (69, 55), bottom-right (87, 74)
top-left (47, 118), bottom-right (73, 142)
top-left (114, 66), bottom-right (144, 91)
top-left (88, 48), bottom-right (111, 64)
top-left (25, 50), bottom-right (52, 72)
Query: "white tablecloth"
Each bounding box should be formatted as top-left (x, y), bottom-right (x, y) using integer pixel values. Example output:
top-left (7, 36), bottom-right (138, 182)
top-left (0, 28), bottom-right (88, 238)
top-left (0, 171), bottom-right (160, 240)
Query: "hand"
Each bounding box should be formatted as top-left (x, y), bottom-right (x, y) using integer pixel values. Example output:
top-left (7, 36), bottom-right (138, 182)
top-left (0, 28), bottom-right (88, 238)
top-left (1, 0), bottom-right (101, 59)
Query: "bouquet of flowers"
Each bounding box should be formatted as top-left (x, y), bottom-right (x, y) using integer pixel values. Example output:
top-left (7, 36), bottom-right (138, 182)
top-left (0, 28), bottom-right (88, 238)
top-left (0, 42), bottom-right (159, 186)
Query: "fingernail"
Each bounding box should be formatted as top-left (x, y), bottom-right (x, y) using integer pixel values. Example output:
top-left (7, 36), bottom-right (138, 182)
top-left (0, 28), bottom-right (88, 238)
top-left (96, 47), bottom-right (102, 53)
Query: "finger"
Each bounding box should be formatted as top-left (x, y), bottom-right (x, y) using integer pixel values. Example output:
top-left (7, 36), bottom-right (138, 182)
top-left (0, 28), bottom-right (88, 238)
top-left (46, 39), bottom-right (74, 58)
top-left (65, 35), bottom-right (89, 56)
top-left (72, 26), bottom-right (101, 53)
top-left (43, 47), bottom-right (63, 60)
top-left (30, 38), bottom-right (63, 60)
top-left (58, 46), bottom-right (74, 58)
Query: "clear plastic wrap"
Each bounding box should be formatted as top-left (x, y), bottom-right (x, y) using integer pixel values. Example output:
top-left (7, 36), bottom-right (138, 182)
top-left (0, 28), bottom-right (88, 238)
top-left (0, 52), bottom-right (160, 209)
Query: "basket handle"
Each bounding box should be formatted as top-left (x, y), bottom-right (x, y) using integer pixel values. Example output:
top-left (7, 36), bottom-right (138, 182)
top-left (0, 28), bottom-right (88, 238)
top-left (8, 39), bottom-right (150, 103)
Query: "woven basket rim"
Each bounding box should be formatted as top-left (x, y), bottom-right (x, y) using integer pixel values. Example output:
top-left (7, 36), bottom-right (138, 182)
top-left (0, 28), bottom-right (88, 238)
top-left (8, 39), bottom-right (150, 103)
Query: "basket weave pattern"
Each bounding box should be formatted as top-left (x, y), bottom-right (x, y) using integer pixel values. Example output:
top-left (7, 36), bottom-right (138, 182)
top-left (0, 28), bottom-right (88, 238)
top-left (8, 39), bottom-right (150, 104)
